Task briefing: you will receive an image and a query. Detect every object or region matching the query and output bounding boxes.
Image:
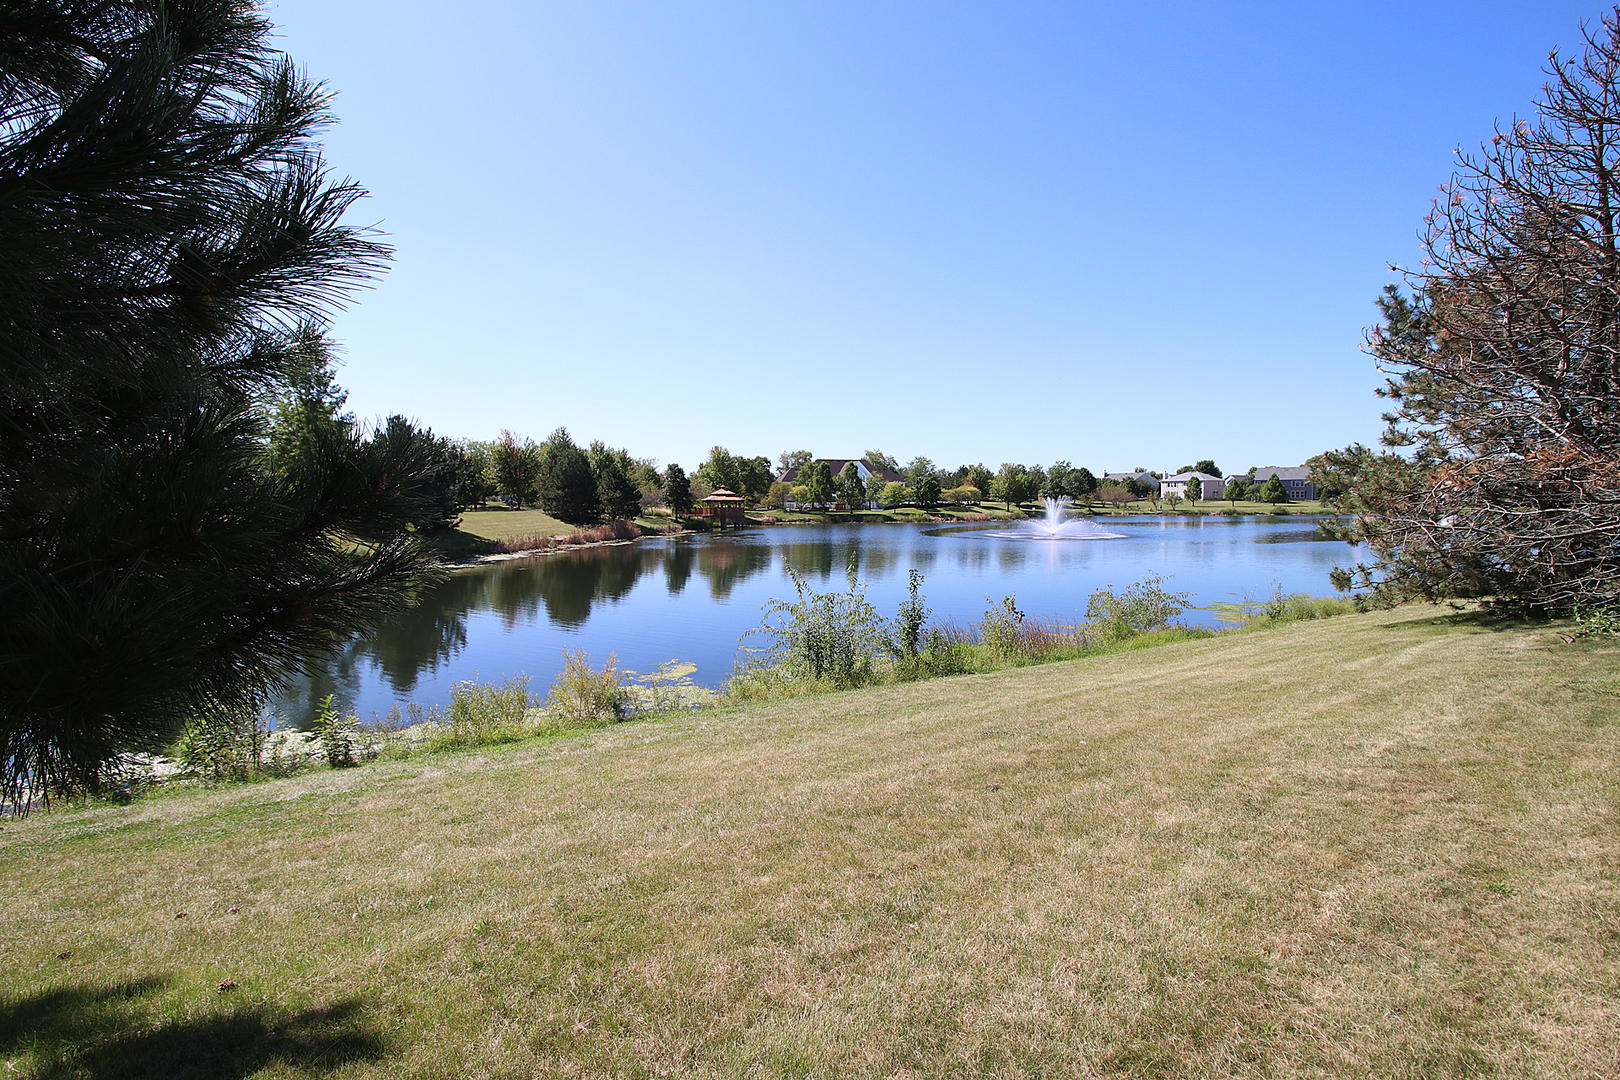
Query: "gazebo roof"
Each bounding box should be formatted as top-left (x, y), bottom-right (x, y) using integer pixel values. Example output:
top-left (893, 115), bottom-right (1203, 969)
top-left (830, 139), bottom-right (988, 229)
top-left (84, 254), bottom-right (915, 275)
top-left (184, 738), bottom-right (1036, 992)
top-left (702, 488), bottom-right (744, 503)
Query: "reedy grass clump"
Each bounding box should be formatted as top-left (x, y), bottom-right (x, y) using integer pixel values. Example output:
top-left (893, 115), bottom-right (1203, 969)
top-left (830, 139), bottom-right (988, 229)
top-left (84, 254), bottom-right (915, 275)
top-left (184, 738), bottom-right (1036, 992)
top-left (1210, 583), bottom-right (1359, 630)
top-left (494, 518), bottom-right (643, 554)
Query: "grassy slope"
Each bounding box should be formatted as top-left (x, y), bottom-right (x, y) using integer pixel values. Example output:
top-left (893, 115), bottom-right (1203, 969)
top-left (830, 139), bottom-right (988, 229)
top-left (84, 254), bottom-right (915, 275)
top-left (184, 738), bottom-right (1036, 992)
top-left (433, 506), bottom-right (674, 560)
top-left (4, 607), bottom-right (1618, 1078)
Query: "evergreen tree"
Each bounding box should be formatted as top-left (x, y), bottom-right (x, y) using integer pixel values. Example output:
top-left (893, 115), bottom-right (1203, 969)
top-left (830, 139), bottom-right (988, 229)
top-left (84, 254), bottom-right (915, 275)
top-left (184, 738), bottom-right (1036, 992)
top-left (373, 417), bottom-right (471, 534)
top-left (0, 0), bottom-right (441, 802)
top-left (662, 463), bottom-right (695, 514)
top-left (266, 329), bottom-right (354, 480)
top-left (1258, 474), bottom-right (1289, 504)
top-left (537, 428), bottom-right (601, 525)
top-left (589, 441), bottom-right (642, 521)
top-left (1073, 467), bottom-right (1099, 504)
top-left (1330, 15), bottom-right (1620, 611)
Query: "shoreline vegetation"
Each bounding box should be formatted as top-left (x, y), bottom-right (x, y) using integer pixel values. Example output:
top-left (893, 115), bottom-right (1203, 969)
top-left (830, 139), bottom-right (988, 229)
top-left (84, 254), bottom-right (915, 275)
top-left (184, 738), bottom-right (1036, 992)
top-left (4, 602), bottom-right (1613, 1076)
top-left (40, 573), bottom-right (1355, 807)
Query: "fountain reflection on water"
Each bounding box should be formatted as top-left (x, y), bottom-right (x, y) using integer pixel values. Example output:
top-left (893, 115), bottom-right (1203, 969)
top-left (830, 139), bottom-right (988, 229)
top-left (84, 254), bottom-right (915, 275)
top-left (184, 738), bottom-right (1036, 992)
top-left (988, 497), bottom-right (1127, 540)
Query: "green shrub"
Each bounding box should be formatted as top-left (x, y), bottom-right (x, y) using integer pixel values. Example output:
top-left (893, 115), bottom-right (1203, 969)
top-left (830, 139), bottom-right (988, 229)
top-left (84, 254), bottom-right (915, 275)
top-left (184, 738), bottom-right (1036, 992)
top-left (1212, 586), bottom-right (1357, 628)
top-left (1085, 573), bottom-right (1192, 643)
top-left (746, 562), bottom-right (887, 689)
top-left (177, 707), bottom-right (303, 784)
top-left (546, 651), bottom-right (630, 724)
top-left (904, 623), bottom-right (972, 679)
top-left (312, 694), bottom-right (362, 768)
top-left (1573, 602), bottom-right (1620, 637)
top-left (423, 675), bottom-right (537, 749)
top-left (978, 595), bottom-right (1028, 658)
top-left (1260, 584), bottom-right (1355, 624)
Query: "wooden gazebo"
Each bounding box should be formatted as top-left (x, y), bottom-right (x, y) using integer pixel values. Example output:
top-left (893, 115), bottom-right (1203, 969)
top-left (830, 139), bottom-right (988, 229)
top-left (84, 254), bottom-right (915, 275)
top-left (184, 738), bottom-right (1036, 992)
top-left (693, 488), bottom-right (746, 526)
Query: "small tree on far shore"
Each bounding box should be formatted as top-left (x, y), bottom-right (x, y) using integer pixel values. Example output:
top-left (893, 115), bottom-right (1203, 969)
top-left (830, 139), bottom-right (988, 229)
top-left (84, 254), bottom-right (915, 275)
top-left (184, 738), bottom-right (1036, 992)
top-left (1184, 475), bottom-right (1201, 508)
top-left (538, 428), bottom-right (601, 525)
top-left (799, 460), bottom-right (834, 509)
top-left (663, 464), bottom-right (695, 514)
top-left (838, 462), bottom-right (866, 507)
top-left (1259, 474), bottom-right (1288, 505)
top-left (913, 474), bottom-right (942, 508)
top-left (591, 442), bottom-right (642, 521)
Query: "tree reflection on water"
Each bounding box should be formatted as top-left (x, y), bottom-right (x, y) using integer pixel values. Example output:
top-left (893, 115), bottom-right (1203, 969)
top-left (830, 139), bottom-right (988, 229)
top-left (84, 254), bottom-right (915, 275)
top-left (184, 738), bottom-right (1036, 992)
top-left (275, 538), bottom-right (774, 726)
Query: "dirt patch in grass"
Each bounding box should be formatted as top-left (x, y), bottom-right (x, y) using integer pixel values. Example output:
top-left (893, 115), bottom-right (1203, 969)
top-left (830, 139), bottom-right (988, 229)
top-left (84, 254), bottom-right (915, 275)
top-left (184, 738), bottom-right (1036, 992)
top-left (4, 606), bottom-right (1618, 1077)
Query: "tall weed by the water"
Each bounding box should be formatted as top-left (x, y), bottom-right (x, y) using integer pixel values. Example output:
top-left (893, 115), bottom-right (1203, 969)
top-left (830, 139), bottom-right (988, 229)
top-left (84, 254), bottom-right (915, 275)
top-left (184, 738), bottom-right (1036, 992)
top-left (1210, 585), bottom-right (1357, 629)
top-left (1085, 572), bottom-right (1192, 643)
top-left (176, 707), bottom-right (301, 783)
top-left (424, 675), bottom-right (537, 749)
top-left (546, 650), bottom-right (631, 724)
top-left (744, 561), bottom-right (888, 690)
top-left (312, 693), bottom-right (364, 767)
top-left (970, 596), bottom-right (1091, 664)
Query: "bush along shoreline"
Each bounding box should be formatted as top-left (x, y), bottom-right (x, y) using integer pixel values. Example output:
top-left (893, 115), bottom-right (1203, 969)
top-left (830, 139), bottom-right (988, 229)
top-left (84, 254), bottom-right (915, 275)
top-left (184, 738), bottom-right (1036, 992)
top-left (27, 572), bottom-right (1357, 813)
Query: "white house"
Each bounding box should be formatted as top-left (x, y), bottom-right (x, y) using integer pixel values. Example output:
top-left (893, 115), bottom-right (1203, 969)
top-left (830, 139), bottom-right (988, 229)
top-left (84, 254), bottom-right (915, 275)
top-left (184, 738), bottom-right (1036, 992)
top-left (777, 458), bottom-right (907, 509)
top-left (1160, 471), bottom-right (1223, 501)
top-left (1102, 470), bottom-right (1160, 493)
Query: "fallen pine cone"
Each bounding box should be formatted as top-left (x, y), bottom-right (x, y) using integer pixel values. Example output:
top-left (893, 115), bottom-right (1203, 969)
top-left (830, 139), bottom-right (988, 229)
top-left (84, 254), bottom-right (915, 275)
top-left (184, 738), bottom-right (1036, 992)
top-left (218, 979), bottom-right (238, 992)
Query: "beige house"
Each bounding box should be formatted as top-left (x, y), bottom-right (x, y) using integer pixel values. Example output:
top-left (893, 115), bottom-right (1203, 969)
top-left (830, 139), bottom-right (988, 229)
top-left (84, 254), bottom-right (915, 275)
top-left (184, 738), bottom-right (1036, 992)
top-left (1160, 471), bottom-right (1223, 501)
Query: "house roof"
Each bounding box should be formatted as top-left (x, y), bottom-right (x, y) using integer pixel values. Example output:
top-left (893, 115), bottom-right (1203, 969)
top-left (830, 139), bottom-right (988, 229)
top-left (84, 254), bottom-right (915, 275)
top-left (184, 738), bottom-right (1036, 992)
top-left (1103, 471), bottom-right (1159, 485)
top-left (1163, 471), bottom-right (1222, 484)
top-left (778, 458), bottom-right (906, 486)
top-left (1252, 466), bottom-right (1313, 482)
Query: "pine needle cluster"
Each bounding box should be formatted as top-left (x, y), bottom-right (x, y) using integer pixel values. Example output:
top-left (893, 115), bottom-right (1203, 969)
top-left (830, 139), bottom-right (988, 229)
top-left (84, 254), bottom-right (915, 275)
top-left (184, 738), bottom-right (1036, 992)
top-left (0, 1), bottom-right (441, 803)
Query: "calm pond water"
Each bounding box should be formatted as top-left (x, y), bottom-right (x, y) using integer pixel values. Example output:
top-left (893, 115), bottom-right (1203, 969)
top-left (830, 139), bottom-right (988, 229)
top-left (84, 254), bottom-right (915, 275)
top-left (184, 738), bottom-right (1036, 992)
top-left (276, 516), bottom-right (1367, 725)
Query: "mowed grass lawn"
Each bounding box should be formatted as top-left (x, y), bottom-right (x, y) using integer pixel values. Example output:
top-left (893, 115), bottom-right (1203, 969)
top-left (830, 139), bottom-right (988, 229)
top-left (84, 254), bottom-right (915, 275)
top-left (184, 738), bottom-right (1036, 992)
top-left (4, 606), bottom-right (1618, 1078)
top-left (456, 506), bottom-right (674, 544)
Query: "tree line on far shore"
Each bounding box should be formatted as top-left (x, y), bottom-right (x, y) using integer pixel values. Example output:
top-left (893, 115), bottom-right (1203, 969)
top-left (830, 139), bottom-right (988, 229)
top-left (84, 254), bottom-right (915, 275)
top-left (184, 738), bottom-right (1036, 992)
top-left (420, 429), bottom-right (1303, 527)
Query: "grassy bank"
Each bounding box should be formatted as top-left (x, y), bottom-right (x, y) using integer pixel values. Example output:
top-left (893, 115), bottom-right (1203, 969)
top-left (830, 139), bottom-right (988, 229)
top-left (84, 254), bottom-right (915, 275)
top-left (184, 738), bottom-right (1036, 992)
top-left (4, 606), bottom-right (1617, 1078)
top-left (433, 505), bottom-right (676, 560)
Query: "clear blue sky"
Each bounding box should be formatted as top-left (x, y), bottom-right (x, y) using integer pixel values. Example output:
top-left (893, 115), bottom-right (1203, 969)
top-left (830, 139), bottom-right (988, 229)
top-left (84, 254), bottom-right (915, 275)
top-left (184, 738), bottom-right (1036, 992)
top-left (265, 0), bottom-right (1600, 476)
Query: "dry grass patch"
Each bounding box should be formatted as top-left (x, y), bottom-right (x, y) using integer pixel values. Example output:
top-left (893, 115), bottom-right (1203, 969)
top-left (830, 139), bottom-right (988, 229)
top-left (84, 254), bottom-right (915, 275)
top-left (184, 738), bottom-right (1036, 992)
top-left (2, 606), bottom-right (1618, 1077)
